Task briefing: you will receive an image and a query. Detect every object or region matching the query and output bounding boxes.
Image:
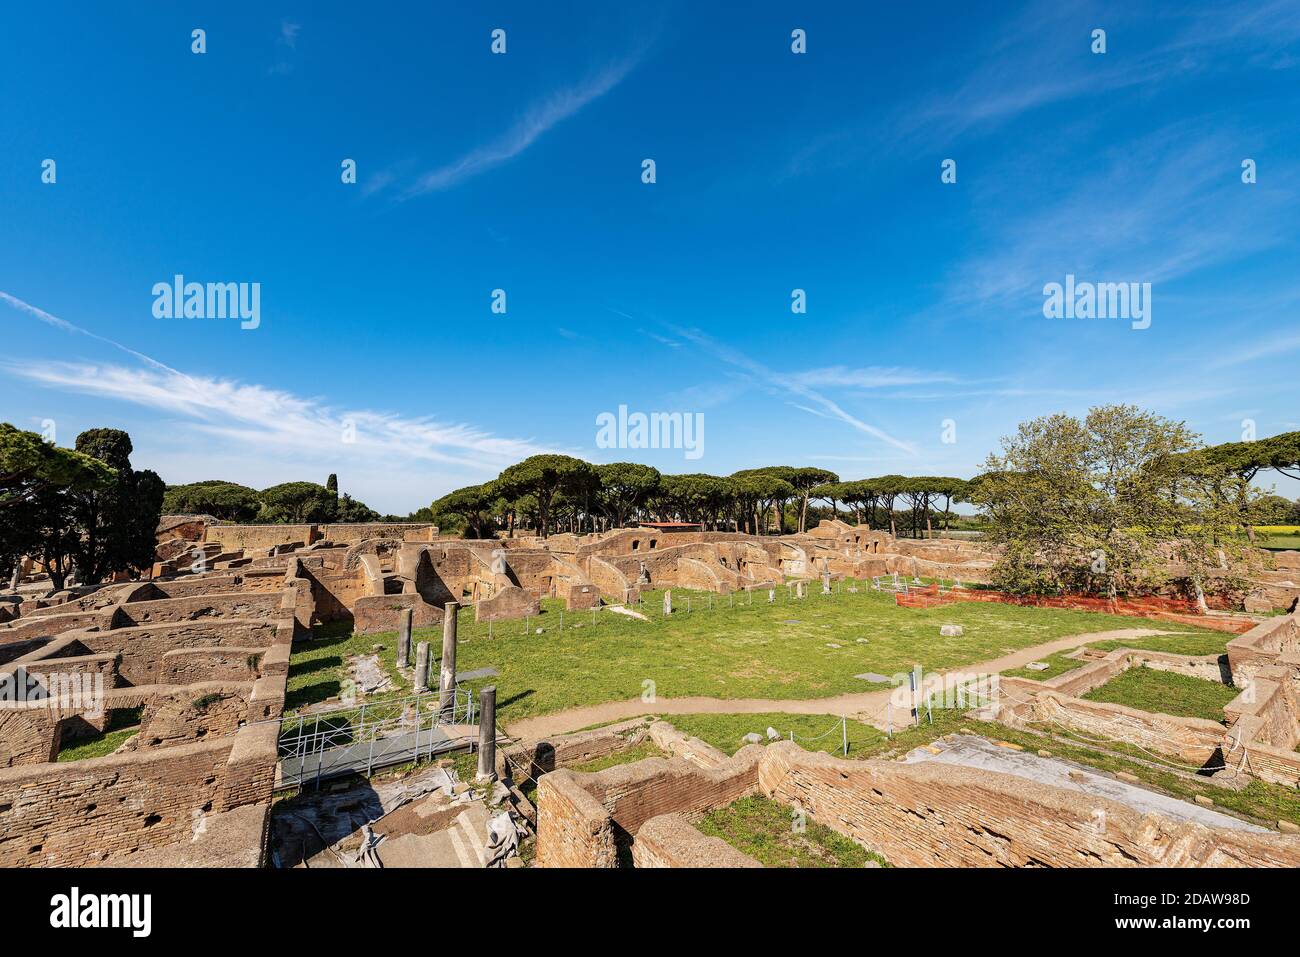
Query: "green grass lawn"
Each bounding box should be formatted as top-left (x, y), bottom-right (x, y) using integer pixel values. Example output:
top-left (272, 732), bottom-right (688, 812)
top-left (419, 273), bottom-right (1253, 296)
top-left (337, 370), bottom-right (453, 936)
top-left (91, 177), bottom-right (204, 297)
top-left (697, 795), bottom-right (887, 867)
top-left (56, 707), bottom-right (143, 761)
top-left (284, 620), bottom-right (411, 713)
top-left (569, 739), bottom-right (667, 773)
top-left (1081, 667), bottom-right (1239, 722)
top-left (1002, 632), bottom-right (1231, 681)
top-left (307, 584), bottom-right (1222, 723)
top-left (1258, 535), bottom-right (1300, 551)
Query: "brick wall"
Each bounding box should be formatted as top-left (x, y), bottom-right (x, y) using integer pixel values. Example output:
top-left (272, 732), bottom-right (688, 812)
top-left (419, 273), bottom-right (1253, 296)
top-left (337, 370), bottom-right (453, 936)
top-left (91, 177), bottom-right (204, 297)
top-left (75, 619), bottom-right (277, 685)
top-left (1015, 689), bottom-right (1226, 764)
top-left (758, 742), bottom-right (1300, 867)
top-left (114, 591), bottom-right (283, 626)
top-left (159, 647), bottom-right (263, 683)
top-left (0, 579), bottom-right (300, 867)
top-left (535, 748), bottom-right (763, 867)
top-left (0, 737), bottom-right (236, 866)
top-left (630, 813), bottom-right (760, 868)
top-left (534, 771), bottom-right (618, 867)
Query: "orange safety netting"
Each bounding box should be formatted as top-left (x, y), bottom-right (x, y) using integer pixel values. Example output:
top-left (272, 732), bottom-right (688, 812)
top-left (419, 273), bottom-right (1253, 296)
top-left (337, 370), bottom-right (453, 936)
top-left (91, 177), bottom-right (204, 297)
top-left (893, 584), bottom-right (1255, 634)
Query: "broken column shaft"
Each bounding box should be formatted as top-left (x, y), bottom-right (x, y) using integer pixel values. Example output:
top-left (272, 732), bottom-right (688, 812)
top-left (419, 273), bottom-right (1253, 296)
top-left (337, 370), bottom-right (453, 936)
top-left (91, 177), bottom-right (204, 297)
top-left (414, 641), bottom-right (430, 693)
top-left (397, 607), bottom-right (413, 667)
top-left (440, 601), bottom-right (458, 719)
top-left (477, 685), bottom-right (496, 782)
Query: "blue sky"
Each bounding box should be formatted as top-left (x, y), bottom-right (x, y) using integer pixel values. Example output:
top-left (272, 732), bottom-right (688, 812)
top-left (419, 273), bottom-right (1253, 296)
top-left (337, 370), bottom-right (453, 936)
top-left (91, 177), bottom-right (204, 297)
top-left (2, 1), bottom-right (1298, 513)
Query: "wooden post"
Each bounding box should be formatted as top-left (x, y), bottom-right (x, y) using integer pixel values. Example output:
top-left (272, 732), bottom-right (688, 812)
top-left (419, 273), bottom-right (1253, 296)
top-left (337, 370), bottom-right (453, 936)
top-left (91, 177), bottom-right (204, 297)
top-left (440, 601), bottom-right (458, 719)
top-left (476, 686), bottom-right (497, 782)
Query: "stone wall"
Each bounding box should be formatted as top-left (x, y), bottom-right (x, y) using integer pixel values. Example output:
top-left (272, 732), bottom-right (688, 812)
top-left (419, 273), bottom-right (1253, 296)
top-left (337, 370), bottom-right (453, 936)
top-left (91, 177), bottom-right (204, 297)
top-left (535, 733), bottom-right (1300, 868)
top-left (499, 718), bottom-right (651, 783)
top-left (159, 647), bottom-right (264, 684)
top-left (757, 742), bottom-right (1300, 867)
top-left (0, 572), bottom-right (298, 866)
top-left (535, 748), bottom-right (764, 867)
top-left (114, 591), bottom-right (283, 626)
top-left (0, 726), bottom-right (271, 867)
top-left (534, 771), bottom-right (619, 867)
top-left (203, 522), bottom-right (435, 551)
top-left (72, 620), bottom-right (277, 685)
top-left (1011, 685), bottom-right (1227, 765)
top-left (630, 813), bottom-right (760, 868)
top-left (1227, 613), bottom-right (1299, 685)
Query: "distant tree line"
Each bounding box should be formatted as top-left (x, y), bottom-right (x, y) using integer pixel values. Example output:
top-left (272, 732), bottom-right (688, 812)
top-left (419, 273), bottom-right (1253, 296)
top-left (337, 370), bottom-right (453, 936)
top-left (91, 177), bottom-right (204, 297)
top-left (1, 424), bottom-right (164, 590)
top-left (161, 473), bottom-right (385, 525)
top-left (426, 455), bottom-right (973, 539)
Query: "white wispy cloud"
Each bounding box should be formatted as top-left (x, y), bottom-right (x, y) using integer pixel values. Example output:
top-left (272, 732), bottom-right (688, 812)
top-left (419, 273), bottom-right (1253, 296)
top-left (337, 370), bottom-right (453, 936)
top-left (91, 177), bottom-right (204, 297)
top-left (936, 123), bottom-right (1298, 318)
top-left (280, 21), bottom-right (301, 50)
top-left (668, 327), bottom-right (920, 455)
top-left (1, 292), bottom-right (552, 508)
top-left (397, 57), bottom-right (641, 198)
top-left (784, 366), bottom-right (959, 390)
top-left (0, 290), bottom-right (184, 375)
top-left (783, 0), bottom-right (1300, 181)
top-left (6, 360), bottom-right (548, 470)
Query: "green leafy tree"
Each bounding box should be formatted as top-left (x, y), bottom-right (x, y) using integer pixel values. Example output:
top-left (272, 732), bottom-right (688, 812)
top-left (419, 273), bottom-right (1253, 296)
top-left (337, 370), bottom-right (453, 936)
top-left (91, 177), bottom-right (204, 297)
top-left (1, 424), bottom-right (116, 583)
top-left (594, 462), bottom-right (661, 529)
top-left (729, 470), bottom-right (795, 535)
top-left (785, 467), bottom-right (839, 532)
top-left (257, 481), bottom-right (339, 524)
top-left (972, 405), bottom-right (1255, 599)
top-left (335, 493), bottom-right (381, 523)
top-left (651, 473), bottom-right (734, 528)
top-left (66, 429), bottom-right (165, 585)
top-left (1187, 431), bottom-right (1300, 541)
top-left (495, 455), bottom-right (597, 539)
top-left (162, 480), bottom-right (261, 522)
top-left (1248, 494), bottom-right (1296, 526)
top-left (431, 482), bottom-right (501, 538)
top-left (872, 475), bottom-right (908, 536)
top-left (325, 473), bottom-right (339, 496)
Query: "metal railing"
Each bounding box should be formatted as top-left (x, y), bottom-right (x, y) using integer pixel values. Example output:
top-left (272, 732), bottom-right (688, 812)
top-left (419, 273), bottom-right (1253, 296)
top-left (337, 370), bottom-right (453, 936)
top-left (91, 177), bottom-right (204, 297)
top-left (276, 688), bottom-right (477, 790)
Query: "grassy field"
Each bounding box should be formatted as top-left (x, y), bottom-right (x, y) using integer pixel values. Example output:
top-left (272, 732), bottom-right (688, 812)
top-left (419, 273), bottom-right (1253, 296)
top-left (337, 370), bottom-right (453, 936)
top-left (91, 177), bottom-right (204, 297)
top-left (1002, 631), bottom-right (1231, 681)
top-left (303, 584), bottom-right (1222, 723)
top-left (1081, 667), bottom-right (1239, 722)
top-left (284, 620), bottom-right (411, 713)
top-left (56, 707), bottom-right (143, 761)
top-left (697, 795), bottom-right (887, 867)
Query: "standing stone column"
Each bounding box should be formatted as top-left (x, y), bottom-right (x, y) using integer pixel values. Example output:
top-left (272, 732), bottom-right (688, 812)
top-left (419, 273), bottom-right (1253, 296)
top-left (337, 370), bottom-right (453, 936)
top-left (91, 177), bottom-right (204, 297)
top-left (821, 572), bottom-right (832, 594)
top-left (414, 641), bottom-right (430, 693)
top-left (476, 686), bottom-right (497, 782)
top-left (397, 607), bottom-right (413, 668)
top-left (663, 590), bottom-right (672, 615)
top-left (439, 601), bottom-right (459, 719)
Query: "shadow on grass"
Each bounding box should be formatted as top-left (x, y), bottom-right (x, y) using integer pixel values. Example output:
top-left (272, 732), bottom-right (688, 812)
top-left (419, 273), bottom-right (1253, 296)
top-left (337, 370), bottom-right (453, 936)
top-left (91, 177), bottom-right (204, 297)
top-left (285, 680), bottom-right (344, 712)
